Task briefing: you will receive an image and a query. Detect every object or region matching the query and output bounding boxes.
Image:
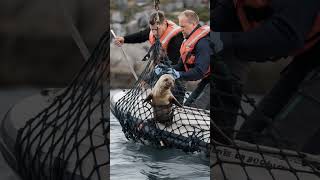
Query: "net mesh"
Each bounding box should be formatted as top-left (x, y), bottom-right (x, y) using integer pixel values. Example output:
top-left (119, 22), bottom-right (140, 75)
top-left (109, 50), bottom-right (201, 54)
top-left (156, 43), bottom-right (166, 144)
top-left (15, 31), bottom-right (110, 180)
top-left (211, 58), bottom-right (320, 180)
top-left (111, 39), bottom-right (210, 153)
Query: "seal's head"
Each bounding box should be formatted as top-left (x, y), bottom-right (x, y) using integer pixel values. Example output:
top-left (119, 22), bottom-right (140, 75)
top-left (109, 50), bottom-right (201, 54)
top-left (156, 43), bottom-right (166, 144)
top-left (156, 74), bottom-right (175, 90)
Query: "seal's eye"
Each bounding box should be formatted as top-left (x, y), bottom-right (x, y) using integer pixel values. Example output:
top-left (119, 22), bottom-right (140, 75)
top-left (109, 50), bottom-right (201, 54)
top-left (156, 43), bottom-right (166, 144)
top-left (164, 78), bottom-right (168, 81)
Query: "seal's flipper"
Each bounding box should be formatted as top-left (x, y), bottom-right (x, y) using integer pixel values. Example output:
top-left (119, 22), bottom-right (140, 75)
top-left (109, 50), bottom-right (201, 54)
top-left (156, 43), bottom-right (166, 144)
top-left (144, 93), bottom-right (153, 103)
top-left (170, 96), bottom-right (183, 107)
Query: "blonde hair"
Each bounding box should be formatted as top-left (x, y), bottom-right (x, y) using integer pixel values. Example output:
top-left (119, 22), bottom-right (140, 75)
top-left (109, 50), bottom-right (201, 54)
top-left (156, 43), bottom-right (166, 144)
top-left (178, 10), bottom-right (199, 24)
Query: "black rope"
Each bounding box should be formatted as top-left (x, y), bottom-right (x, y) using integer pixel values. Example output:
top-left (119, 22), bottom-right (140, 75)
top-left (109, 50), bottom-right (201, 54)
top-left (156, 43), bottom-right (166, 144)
top-left (210, 58), bottom-right (320, 179)
top-left (15, 31), bottom-right (110, 180)
top-left (112, 13), bottom-right (210, 153)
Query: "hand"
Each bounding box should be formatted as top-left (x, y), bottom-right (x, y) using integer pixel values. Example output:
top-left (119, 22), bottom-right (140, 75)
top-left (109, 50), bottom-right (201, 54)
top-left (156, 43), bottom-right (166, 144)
top-left (154, 64), bottom-right (168, 75)
top-left (154, 65), bottom-right (180, 79)
top-left (167, 68), bottom-right (181, 79)
top-left (154, 67), bottom-right (163, 75)
top-left (114, 36), bottom-right (124, 47)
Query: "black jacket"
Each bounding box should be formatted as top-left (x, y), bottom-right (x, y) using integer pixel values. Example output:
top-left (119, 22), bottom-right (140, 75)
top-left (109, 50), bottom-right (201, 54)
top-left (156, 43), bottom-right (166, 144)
top-left (124, 27), bottom-right (184, 65)
top-left (173, 25), bottom-right (212, 81)
top-left (211, 0), bottom-right (320, 60)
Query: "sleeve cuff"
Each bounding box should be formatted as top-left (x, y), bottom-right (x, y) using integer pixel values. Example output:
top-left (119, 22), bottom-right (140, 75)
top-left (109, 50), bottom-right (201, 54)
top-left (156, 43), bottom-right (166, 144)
top-left (178, 71), bottom-right (185, 80)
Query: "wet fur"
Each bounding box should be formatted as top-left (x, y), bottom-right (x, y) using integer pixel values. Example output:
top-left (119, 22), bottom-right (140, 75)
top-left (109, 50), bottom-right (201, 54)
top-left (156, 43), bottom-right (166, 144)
top-left (144, 74), bottom-right (182, 124)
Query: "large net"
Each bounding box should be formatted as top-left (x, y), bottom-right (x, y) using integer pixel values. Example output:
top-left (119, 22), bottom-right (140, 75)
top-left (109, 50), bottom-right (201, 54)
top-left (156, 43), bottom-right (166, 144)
top-left (110, 0), bottom-right (210, 154)
top-left (211, 58), bottom-right (320, 180)
top-left (15, 31), bottom-right (110, 180)
top-left (111, 38), bottom-right (210, 153)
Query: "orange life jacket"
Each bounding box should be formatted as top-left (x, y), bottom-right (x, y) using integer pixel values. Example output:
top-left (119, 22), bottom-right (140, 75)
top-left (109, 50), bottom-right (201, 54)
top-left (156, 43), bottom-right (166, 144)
top-left (149, 20), bottom-right (182, 52)
top-left (234, 0), bottom-right (320, 56)
top-left (180, 25), bottom-right (211, 78)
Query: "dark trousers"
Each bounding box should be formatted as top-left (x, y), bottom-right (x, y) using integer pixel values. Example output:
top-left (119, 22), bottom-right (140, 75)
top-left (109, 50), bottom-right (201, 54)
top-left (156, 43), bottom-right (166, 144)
top-left (237, 42), bottom-right (320, 149)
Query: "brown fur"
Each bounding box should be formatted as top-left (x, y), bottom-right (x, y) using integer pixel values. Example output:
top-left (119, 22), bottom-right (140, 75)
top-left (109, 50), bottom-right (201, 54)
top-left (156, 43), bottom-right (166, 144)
top-left (144, 74), bottom-right (182, 124)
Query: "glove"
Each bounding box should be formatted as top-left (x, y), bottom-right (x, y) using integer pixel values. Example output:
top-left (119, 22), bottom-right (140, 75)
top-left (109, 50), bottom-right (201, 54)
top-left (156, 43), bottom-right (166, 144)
top-left (154, 65), bottom-right (180, 79)
top-left (154, 66), bottom-right (163, 75)
top-left (165, 68), bottom-right (181, 79)
top-left (154, 64), bottom-right (168, 75)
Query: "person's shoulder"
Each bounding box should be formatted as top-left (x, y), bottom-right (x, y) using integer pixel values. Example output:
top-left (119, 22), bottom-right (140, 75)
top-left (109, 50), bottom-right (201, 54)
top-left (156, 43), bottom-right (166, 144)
top-left (170, 32), bottom-right (184, 43)
top-left (174, 32), bottom-right (184, 39)
top-left (196, 35), bottom-right (211, 48)
top-left (193, 35), bottom-right (212, 54)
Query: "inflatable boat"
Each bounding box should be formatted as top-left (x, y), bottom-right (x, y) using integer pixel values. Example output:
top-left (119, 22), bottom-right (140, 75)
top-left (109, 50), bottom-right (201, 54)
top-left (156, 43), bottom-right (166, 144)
top-left (1, 89), bottom-right (109, 180)
top-left (110, 89), bottom-right (210, 153)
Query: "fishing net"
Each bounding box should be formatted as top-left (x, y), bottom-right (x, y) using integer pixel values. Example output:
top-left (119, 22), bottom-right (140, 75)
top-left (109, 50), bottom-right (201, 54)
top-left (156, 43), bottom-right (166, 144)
top-left (210, 58), bottom-right (320, 180)
top-left (111, 37), bottom-right (210, 153)
top-left (15, 31), bottom-right (110, 180)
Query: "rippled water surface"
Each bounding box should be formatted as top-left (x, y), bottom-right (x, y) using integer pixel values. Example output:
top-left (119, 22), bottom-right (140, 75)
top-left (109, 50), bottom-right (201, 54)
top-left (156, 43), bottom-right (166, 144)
top-left (110, 90), bottom-right (210, 180)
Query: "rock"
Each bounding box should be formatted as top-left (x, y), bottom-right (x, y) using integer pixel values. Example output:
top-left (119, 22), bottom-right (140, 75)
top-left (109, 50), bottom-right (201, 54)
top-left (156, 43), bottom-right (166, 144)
top-left (183, 0), bottom-right (206, 8)
top-left (110, 42), bottom-right (150, 87)
top-left (135, 0), bottom-right (147, 7)
top-left (126, 20), bottom-right (139, 35)
top-left (114, 0), bottom-right (128, 10)
top-left (163, 2), bottom-right (184, 12)
top-left (111, 11), bottom-right (125, 23)
top-left (135, 11), bottom-right (149, 29)
top-left (111, 23), bottom-right (126, 37)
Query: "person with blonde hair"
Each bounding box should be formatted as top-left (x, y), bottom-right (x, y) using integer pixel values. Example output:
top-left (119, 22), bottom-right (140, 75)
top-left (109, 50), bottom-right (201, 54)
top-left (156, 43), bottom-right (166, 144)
top-left (156, 9), bottom-right (212, 109)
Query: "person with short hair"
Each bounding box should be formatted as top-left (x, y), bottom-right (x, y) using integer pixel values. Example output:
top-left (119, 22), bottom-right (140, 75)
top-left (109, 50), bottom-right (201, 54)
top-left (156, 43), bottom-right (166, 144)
top-left (114, 10), bottom-right (184, 65)
top-left (156, 10), bottom-right (212, 109)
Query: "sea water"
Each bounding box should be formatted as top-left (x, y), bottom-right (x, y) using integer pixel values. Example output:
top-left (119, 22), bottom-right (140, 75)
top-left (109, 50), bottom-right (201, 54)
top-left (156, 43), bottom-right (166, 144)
top-left (110, 91), bottom-right (210, 180)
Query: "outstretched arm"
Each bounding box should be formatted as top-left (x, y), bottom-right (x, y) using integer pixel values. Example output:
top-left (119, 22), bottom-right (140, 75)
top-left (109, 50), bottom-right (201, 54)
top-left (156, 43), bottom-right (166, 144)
top-left (124, 28), bottom-right (150, 44)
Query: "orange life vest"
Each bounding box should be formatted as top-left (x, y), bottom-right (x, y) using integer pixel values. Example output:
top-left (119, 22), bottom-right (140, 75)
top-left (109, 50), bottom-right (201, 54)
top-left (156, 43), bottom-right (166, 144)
top-left (149, 20), bottom-right (182, 52)
top-left (234, 0), bottom-right (320, 56)
top-left (180, 25), bottom-right (211, 78)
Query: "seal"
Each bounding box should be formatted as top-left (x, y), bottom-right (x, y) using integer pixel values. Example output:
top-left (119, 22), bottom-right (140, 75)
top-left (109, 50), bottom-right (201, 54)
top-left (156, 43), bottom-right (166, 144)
top-left (144, 74), bottom-right (183, 125)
